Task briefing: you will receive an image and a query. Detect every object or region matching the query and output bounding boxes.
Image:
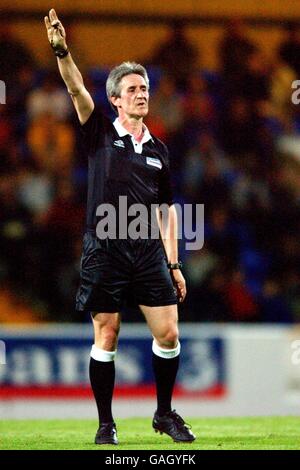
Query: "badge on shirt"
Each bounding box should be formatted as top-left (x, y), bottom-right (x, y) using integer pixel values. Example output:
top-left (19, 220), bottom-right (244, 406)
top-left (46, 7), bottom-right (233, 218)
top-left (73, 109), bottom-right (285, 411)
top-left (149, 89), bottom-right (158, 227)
top-left (113, 140), bottom-right (125, 148)
top-left (146, 157), bottom-right (162, 169)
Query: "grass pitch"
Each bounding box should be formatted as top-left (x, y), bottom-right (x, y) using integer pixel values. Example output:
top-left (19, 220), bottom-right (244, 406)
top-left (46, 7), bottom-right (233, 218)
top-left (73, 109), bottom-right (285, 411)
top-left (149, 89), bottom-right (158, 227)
top-left (0, 417), bottom-right (300, 450)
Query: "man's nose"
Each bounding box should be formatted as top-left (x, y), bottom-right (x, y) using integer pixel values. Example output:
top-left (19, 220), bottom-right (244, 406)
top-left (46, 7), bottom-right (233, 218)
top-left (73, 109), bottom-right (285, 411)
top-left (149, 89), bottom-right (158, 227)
top-left (137, 89), bottom-right (146, 98)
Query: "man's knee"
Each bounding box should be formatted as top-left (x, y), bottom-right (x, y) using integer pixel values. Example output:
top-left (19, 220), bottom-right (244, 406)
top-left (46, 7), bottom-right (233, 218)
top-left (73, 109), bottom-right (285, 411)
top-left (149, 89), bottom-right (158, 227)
top-left (93, 313), bottom-right (120, 350)
top-left (100, 326), bottom-right (119, 350)
top-left (154, 325), bottom-right (179, 349)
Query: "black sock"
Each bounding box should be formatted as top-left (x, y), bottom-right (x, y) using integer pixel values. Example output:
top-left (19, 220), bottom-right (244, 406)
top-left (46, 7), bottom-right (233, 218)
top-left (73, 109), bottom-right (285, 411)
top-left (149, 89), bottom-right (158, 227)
top-left (89, 357), bottom-right (115, 425)
top-left (152, 353), bottom-right (180, 417)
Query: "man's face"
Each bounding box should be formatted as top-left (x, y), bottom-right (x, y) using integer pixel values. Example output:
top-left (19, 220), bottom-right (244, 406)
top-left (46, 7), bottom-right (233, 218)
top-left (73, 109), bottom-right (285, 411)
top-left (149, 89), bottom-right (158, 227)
top-left (112, 73), bottom-right (149, 119)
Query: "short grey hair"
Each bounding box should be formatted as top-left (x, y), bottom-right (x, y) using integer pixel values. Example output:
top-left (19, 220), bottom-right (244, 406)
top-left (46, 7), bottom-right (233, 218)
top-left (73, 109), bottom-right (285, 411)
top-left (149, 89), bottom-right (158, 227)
top-left (106, 61), bottom-right (149, 114)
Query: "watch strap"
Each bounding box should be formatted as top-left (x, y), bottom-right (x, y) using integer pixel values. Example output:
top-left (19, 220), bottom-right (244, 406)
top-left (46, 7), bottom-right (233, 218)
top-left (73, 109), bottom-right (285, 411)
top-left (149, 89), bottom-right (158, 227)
top-left (167, 261), bottom-right (183, 270)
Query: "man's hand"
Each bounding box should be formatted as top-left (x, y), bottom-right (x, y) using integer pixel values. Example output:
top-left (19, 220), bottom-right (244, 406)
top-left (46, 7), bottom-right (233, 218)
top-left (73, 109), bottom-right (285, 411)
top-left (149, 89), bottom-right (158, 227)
top-left (44, 8), bottom-right (67, 52)
top-left (171, 270), bottom-right (187, 303)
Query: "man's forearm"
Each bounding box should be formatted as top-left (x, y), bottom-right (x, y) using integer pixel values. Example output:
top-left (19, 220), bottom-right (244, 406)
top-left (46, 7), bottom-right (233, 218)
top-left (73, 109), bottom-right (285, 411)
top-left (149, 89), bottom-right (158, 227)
top-left (164, 238), bottom-right (178, 264)
top-left (45, 9), bottom-right (94, 124)
top-left (57, 53), bottom-right (84, 95)
top-left (158, 205), bottom-right (179, 263)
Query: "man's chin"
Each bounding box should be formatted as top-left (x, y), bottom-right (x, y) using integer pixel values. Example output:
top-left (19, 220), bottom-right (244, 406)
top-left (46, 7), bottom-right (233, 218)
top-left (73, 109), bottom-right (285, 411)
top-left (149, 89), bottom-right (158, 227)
top-left (140, 106), bottom-right (149, 115)
top-left (134, 108), bottom-right (148, 118)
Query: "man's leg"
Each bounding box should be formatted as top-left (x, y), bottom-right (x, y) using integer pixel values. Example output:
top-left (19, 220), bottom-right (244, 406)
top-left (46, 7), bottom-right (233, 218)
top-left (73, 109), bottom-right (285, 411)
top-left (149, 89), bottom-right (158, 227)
top-left (90, 312), bottom-right (120, 444)
top-left (140, 304), bottom-right (195, 442)
top-left (139, 304), bottom-right (179, 416)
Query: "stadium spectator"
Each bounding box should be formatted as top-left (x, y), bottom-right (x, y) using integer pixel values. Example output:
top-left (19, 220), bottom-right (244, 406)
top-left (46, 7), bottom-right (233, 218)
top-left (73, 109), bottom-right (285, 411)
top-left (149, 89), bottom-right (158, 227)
top-left (17, 164), bottom-right (54, 216)
top-left (27, 112), bottom-right (75, 176)
top-left (218, 97), bottom-right (261, 158)
top-left (225, 269), bottom-right (259, 322)
top-left (147, 75), bottom-right (183, 141)
top-left (240, 49), bottom-right (271, 103)
top-left (0, 106), bottom-right (15, 172)
top-left (182, 73), bottom-right (216, 125)
top-left (0, 24), bottom-right (35, 85)
top-left (278, 23), bottom-right (300, 78)
top-left (219, 18), bottom-right (256, 97)
top-left (270, 57), bottom-right (296, 128)
top-left (36, 178), bottom-right (85, 318)
top-left (181, 131), bottom-right (225, 201)
top-left (260, 277), bottom-right (294, 323)
top-left (27, 71), bottom-right (72, 121)
top-left (0, 172), bottom-right (34, 290)
top-left (149, 21), bottom-right (198, 91)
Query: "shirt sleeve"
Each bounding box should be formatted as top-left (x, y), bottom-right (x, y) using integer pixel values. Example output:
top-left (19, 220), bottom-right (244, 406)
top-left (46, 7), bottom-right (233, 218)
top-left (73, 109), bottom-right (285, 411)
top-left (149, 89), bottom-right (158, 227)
top-left (80, 107), bottom-right (107, 156)
top-left (158, 146), bottom-right (174, 206)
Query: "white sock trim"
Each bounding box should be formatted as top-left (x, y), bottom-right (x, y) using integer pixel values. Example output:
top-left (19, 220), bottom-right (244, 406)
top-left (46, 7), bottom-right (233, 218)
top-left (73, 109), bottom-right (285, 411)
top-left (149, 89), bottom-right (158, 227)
top-left (90, 345), bottom-right (116, 362)
top-left (152, 340), bottom-right (181, 359)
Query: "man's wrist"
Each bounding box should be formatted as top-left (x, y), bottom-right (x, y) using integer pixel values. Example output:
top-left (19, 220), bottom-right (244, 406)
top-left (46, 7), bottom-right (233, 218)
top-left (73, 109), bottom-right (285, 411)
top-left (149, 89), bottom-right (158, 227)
top-left (54, 47), bottom-right (69, 58)
top-left (167, 261), bottom-right (183, 270)
top-left (55, 48), bottom-right (69, 58)
top-left (51, 42), bottom-right (69, 58)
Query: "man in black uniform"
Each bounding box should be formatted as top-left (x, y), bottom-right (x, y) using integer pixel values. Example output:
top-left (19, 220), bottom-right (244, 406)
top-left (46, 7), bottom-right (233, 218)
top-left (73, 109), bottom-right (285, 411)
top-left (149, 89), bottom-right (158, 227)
top-left (44, 9), bottom-right (195, 445)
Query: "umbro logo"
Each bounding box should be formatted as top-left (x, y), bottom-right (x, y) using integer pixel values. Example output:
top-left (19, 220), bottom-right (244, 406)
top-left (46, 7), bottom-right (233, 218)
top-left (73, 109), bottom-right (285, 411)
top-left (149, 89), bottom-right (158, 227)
top-left (113, 140), bottom-right (125, 148)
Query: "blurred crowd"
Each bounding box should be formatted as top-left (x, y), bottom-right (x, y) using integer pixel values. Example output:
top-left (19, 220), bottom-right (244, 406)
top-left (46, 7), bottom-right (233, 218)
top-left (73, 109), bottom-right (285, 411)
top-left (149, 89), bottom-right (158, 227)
top-left (1, 20), bottom-right (300, 323)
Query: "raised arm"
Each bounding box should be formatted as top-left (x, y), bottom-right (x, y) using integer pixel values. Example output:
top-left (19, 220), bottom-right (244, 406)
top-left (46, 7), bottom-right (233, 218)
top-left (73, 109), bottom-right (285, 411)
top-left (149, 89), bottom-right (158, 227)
top-left (44, 9), bottom-right (94, 124)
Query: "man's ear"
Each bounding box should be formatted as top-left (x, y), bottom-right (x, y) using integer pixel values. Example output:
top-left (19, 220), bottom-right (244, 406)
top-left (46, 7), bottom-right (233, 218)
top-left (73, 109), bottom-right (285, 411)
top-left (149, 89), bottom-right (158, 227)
top-left (110, 96), bottom-right (120, 108)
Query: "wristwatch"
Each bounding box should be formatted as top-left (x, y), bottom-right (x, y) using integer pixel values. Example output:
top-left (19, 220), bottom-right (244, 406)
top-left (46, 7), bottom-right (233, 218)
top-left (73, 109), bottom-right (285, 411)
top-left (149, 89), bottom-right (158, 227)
top-left (167, 261), bottom-right (183, 270)
top-left (53, 47), bottom-right (69, 58)
top-left (51, 41), bottom-right (69, 58)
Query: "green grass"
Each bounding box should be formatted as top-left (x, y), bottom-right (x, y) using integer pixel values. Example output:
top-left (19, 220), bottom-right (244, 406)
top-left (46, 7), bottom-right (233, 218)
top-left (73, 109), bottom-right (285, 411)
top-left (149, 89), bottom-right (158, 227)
top-left (0, 417), bottom-right (300, 450)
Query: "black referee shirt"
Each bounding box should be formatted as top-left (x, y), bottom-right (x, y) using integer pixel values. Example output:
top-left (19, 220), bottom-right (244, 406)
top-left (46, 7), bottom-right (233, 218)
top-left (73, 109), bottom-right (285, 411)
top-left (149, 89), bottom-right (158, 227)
top-left (81, 108), bottom-right (174, 234)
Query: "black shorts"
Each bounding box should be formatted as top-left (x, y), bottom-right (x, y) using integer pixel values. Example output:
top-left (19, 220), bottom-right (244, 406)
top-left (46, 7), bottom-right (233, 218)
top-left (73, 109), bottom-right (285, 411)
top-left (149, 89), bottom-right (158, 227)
top-left (75, 232), bottom-right (178, 313)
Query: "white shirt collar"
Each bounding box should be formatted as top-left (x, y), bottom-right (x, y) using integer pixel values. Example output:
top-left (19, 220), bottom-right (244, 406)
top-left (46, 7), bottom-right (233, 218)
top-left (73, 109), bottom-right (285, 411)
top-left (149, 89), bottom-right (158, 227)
top-left (113, 118), bottom-right (153, 144)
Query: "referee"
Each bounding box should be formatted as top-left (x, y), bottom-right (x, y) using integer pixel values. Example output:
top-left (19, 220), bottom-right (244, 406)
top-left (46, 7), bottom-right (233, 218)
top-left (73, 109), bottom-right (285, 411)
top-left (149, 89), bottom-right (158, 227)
top-left (45, 9), bottom-right (195, 445)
